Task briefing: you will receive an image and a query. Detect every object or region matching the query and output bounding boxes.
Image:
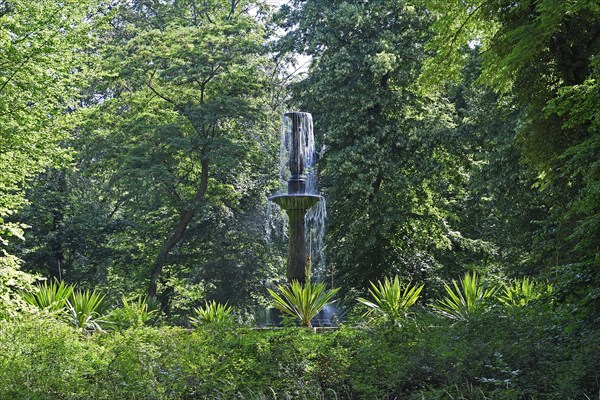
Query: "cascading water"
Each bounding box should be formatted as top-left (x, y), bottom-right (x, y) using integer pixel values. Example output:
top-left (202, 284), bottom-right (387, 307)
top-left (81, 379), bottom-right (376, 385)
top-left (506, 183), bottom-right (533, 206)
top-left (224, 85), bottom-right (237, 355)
top-left (267, 112), bottom-right (327, 283)
top-left (279, 113), bottom-right (317, 194)
top-left (305, 198), bottom-right (327, 279)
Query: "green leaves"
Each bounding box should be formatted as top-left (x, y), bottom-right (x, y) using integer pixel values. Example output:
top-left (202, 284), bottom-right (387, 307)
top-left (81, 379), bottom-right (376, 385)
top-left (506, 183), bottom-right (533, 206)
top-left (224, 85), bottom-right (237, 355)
top-left (432, 272), bottom-right (498, 321)
top-left (358, 276), bottom-right (423, 324)
top-left (280, 0), bottom-right (466, 290)
top-left (269, 281), bottom-right (339, 327)
top-left (189, 300), bottom-right (233, 326)
top-left (106, 295), bottom-right (159, 329)
top-left (21, 279), bottom-right (74, 314)
top-left (70, 0), bottom-right (280, 303)
top-left (499, 277), bottom-right (552, 308)
top-left (0, 256), bottom-right (37, 320)
top-left (22, 280), bottom-right (105, 331)
top-left (66, 289), bottom-right (106, 331)
top-left (0, 0), bottom-right (97, 275)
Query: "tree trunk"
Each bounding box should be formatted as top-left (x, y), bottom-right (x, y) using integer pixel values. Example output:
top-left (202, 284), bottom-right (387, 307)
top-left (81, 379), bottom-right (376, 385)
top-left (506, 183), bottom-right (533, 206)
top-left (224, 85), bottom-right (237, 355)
top-left (148, 159), bottom-right (209, 297)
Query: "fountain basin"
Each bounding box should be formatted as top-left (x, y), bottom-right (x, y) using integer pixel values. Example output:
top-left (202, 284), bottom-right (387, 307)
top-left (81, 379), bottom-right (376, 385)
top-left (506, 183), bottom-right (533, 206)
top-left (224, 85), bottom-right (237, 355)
top-left (268, 194), bottom-right (321, 210)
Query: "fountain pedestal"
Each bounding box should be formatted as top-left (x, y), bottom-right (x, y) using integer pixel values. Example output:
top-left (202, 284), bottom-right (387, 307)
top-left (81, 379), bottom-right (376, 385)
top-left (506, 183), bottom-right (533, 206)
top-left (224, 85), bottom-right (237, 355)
top-left (269, 194), bottom-right (321, 283)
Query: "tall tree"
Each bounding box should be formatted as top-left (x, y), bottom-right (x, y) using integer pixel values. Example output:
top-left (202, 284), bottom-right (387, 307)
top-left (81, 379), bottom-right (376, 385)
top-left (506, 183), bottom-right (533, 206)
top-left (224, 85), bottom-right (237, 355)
top-left (1, 0), bottom-right (98, 293)
top-left (278, 0), bottom-right (477, 292)
top-left (423, 0), bottom-right (600, 262)
top-left (423, 0), bottom-right (600, 320)
top-left (440, 51), bottom-right (545, 278)
top-left (75, 0), bottom-right (281, 307)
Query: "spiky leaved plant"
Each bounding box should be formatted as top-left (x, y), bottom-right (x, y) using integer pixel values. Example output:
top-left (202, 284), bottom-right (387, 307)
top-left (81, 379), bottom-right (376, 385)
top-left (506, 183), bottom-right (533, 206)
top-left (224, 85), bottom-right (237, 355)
top-left (21, 279), bottom-right (74, 314)
top-left (499, 277), bottom-right (552, 308)
top-left (432, 272), bottom-right (498, 321)
top-left (269, 280), bottom-right (339, 328)
top-left (189, 300), bottom-right (233, 327)
top-left (66, 289), bottom-right (106, 331)
top-left (107, 295), bottom-right (159, 329)
top-left (358, 276), bottom-right (423, 324)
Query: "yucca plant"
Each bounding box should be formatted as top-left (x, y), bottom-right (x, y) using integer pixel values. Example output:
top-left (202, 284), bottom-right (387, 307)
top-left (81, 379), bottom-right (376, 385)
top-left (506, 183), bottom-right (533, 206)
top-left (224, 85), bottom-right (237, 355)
top-left (67, 289), bottom-right (106, 331)
top-left (189, 300), bottom-right (233, 327)
top-left (499, 277), bottom-right (552, 307)
top-left (358, 276), bottom-right (423, 324)
top-left (432, 272), bottom-right (498, 321)
top-left (21, 279), bottom-right (74, 314)
top-left (269, 280), bottom-right (339, 328)
top-left (107, 295), bottom-right (159, 329)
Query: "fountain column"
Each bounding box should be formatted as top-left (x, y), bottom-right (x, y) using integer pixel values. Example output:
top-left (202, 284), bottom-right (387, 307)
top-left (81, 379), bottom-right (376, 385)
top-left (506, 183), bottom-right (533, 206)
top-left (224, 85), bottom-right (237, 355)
top-left (287, 112), bottom-right (306, 195)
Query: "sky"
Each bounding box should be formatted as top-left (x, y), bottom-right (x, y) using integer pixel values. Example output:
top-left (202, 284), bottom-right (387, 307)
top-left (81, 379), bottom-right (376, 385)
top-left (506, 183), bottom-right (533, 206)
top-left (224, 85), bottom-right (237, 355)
top-left (262, 0), bottom-right (311, 74)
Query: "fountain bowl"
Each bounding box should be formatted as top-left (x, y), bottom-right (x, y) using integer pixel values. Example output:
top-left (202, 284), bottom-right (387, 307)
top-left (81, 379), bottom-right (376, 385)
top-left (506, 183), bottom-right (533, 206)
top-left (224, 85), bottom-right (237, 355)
top-left (268, 194), bottom-right (322, 210)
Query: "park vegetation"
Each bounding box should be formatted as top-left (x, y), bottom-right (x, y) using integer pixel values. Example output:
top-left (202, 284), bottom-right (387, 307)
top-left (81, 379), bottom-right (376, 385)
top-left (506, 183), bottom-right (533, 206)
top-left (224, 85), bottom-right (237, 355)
top-left (1, 0), bottom-right (599, 398)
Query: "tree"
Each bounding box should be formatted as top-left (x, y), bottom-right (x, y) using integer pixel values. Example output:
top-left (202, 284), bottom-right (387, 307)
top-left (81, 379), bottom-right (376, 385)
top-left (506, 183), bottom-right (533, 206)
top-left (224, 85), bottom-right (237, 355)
top-left (423, 0), bottom-right (600, 322)
top-left (72, 0), bottom-right (281, 309)
top-left (1, 0), bottom-right (99, 298)
top-left (277, 0), bottom-right (477, 292)
top-left (423, 0), bottom-right (600, 262)
top-left (439, 50), bottom-right (546, 278)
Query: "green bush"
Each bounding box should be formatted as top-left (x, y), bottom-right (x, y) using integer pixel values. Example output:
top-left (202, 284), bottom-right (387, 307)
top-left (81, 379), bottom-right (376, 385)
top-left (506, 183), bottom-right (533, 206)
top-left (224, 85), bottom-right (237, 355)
top-left (106, 295), bottom-right (159, 329)
top-left (432, 272), bottom-right (498, 321)
top-left (0, 316), bottom-right (103, 399)
top-left (189, 300), bottom-right (233, 327)
top-left (0, 297), bottom-right (597, 399)
top-left (499, 277), bottom-right (553, 308)
top-left (269, 280), bottom-right (339, 327)
top-left (67, 289), bottom-right (106, 331)
top-left (21, 281), bottom-right (107, 331)
top-left (21, 279), bottom-right (74, 314)
top-left (357, 275), bottom-right (423, 324)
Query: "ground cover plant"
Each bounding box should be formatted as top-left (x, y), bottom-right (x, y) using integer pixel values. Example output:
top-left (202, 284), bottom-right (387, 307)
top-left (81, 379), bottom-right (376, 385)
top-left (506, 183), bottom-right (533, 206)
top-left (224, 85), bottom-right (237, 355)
top-left (1, 293), bottom-right (598, 399)
top-left (1, 275), bottom-right (598, 399)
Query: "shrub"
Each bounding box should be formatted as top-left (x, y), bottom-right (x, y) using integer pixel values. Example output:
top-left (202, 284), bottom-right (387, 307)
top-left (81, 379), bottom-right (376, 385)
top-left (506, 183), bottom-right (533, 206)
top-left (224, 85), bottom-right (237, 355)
top-left (269, 280), bottom-right (339, 327)
top-left (0, 316), bottom-right (103, 399)
top-left (432, 272), bottom-right (498, 321)
top-left (499, 277), bottom-right (552, 308)
top-left (189, 300), bottom-right (233, 326)
top-left (357, 276), bottom-right (423, 324)
top-left (0, 254), bottom-right (38, 320)
top-left (106, 295), bottom-right (159, 329)
top-left (21, 281), bottom-right (106, 331)
top-left (21, 279), bottom-right (74, 314)
top-left (67, 289), bottom-right (106, 331)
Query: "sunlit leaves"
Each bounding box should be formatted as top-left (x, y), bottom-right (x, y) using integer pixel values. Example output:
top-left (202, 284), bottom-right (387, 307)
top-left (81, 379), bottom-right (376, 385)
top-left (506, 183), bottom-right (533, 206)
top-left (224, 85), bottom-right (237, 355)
top-left (21, 279), bottom-right (74, 314)
top-left (358, 276), bottom-right (423, 324)
top-left (66, 289), bottom-right (106, 331)
top-left (499, 277), bottom-right (552, 308)
top-left (269, 280), bottom-right (339, 327)
top-left (189, 300), bottom-right (233, 326)
top-left (432, 272), bottom-right (498, 321)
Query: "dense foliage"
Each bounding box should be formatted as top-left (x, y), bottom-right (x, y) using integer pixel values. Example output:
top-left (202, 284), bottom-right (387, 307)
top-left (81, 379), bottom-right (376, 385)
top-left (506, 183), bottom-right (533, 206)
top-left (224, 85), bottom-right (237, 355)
top-left (7, 0), bottom-right (286, 320)
top-left (278, 0), bottom-right (465, 290)
top-left (1, 0), bottom-right (599, 397)
top-left (1, 303), bottom-right (598, 399)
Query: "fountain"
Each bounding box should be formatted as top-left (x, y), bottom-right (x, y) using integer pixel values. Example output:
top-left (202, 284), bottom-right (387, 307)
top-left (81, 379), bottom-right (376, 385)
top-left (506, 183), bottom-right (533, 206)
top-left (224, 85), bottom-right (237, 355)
top-left (268, 112), bottom-right (322, 284)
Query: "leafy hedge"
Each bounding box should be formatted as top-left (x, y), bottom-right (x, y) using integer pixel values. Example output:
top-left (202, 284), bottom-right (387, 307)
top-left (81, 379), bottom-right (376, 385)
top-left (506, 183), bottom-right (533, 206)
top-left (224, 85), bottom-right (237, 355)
top-left (0, 304), bottom-right (598, 399)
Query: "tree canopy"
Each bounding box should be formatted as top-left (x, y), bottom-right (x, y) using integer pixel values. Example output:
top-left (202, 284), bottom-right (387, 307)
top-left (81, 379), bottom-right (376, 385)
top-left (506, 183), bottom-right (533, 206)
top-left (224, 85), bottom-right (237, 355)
top-left (2, 0), bottom-right (599, 326)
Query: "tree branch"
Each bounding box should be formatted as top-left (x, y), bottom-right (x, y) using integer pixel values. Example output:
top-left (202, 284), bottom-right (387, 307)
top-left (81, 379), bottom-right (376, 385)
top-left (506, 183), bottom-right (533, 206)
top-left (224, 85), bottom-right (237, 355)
top-left (146, 70), bottom-right (178, 108)
top-left (444, 2), bottom-right (486, 60)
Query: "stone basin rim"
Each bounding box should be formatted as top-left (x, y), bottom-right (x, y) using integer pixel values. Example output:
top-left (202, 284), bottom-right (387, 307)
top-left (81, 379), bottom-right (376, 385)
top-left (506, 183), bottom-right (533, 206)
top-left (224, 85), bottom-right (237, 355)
top-left (267, 193), bottom-right (323, 199)
top-left (268, 193), bottom-right (322, 210)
